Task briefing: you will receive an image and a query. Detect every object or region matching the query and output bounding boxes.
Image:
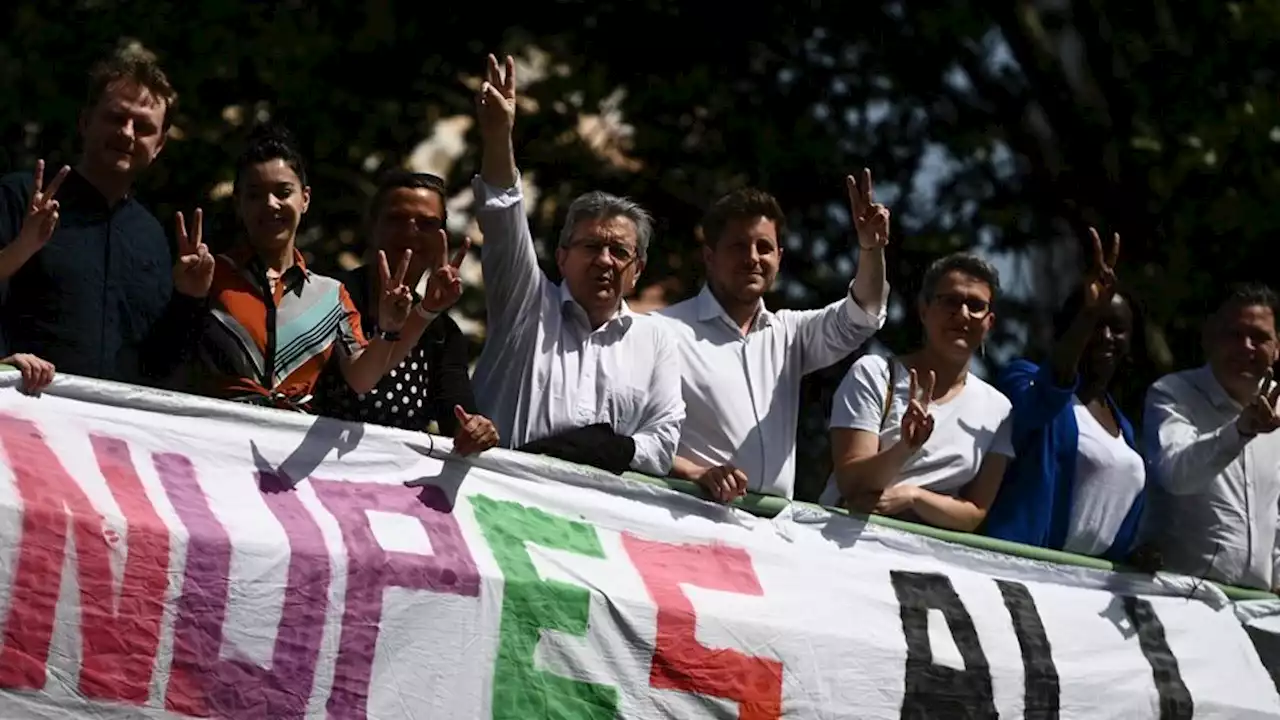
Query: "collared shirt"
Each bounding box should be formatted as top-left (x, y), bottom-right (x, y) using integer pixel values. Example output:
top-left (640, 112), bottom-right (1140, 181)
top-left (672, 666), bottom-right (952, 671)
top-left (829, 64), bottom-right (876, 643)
top-left (0, 169), bottom-right (199, 383)
top-left (656, 283), bottom-right (886, 498)
top-left (197, 244), bottom-right (366, 404)
top-left (470, 175), bottom-right (684, 476)
top-left (1144, 364), bottom-right (1280, 590)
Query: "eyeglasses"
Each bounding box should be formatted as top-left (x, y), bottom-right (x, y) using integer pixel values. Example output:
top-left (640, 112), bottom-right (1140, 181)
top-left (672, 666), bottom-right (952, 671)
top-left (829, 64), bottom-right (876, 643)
top-left (570, 239), bottom-right (637, 264)
top-left (933, 293), bottom-right (991, 318)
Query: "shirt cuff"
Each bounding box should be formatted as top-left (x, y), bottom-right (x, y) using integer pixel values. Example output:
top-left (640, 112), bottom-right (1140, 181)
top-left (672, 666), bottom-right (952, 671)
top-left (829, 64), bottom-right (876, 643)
top-left (471, 172), bottom-right (523, 209)
top-left (844, 280), bottom-right (888, 328)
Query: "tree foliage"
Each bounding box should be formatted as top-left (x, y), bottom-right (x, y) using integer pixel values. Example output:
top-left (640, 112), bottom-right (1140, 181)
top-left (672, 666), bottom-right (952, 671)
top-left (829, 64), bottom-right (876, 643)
top-left (3, 0), bottom-right (1277, 500)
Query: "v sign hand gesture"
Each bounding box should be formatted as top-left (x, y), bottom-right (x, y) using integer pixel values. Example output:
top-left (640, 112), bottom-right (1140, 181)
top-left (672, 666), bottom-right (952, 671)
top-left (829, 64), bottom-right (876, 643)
top-left (900, 368), bottom-right (936, 449)
top-left (1084, 227), bottom-right (1120, 311)
top-left (173, 209), bottom-right (215, 298)
top-left (17, 160), bottom-right (70, 251)
top-left (377, 249), bottom-right (414, 333)
top-left (476, 54), bottom-right (517, 139)
top-left (847, 168), bottom-right (890, 250)
top-left (421, 237), bottom-right (470, 313)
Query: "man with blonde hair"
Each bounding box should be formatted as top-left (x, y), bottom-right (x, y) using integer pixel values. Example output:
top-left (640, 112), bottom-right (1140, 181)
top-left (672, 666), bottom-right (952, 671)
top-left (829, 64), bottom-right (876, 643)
top-left (0, 43), bottom-right (213, 390)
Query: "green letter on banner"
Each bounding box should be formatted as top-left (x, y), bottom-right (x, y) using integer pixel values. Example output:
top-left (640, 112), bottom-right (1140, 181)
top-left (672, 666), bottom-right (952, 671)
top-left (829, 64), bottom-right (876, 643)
top-left (471, 495), bottom-right (619, 719)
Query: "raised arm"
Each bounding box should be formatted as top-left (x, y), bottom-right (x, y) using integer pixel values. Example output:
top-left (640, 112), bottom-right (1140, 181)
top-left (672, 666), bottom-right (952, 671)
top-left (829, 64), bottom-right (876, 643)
top-left (1143, 377), bottom-right (1267, 496)
top-left (629, 324), bottom-right (686, 476)
top-left (473, 53), bottom-right (544, 339)
top-left (0, 161), bottom-right (70, 282)
top-left (831, 360), bottom-right (935, 503)
top-left (792, 170), bottom-right (890, 374)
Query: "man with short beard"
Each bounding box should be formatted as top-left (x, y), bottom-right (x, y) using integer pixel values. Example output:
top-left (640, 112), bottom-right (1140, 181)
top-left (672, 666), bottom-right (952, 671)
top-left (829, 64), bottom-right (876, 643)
top-left (470, 54), bottom-right (683, 476)
top-left (657, 179), bottom-right (889, 501)
top-left (0, 45), bottom-right (213, 390)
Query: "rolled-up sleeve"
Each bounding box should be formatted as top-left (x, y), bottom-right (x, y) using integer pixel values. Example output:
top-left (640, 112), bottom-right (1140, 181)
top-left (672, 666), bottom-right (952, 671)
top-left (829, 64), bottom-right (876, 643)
top-left (1144, 379), bottom-right (1247, 496)
top-left (791, 279), bottom-right (888, 375)
top-left (629, 324), bottom-right (685, 475)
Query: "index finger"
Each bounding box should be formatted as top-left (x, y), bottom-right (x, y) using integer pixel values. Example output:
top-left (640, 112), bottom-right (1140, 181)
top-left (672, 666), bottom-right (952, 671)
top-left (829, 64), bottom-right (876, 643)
top-left (32, 159), bottom-right (45, 199)
top-left (845, 175), bottom-right (865, 216)
top-left (907, 368), bottom-right (918, 402)
top-left (377, 250), bottom-right (392, 288)
top-left (922, 371), bottom-right (937, 405)
top-left (503, 54), bottom-right (517, 94)
top-left (393, 249), bottom-right (411, 286)
top-left (1089, 227), bottom-right (1104, 269)
top-left (1108, 232), bottom-right (1121, 268)
top-left (450, 236), bottom-right (471, 268)
top-left (41, 165), bottom-right (70, 203)
top-left (191, 208), bottom-right (204, 249)
top-left (860, 167), bottom-right (874, 207)
top-left (175, 211), bottom-right (190, 251)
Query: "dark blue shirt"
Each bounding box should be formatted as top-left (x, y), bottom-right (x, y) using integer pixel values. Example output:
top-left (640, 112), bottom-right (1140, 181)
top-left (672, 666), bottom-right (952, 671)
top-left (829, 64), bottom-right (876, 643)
top-left (0, 168), bottom-right (202, 385)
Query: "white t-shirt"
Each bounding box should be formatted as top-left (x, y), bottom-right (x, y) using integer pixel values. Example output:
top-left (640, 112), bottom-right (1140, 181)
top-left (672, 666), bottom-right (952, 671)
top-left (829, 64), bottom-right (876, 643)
top-left (1063, 397), bottom-right (1146, 556)
top-left (820, 354), bottom-right (1015, 507)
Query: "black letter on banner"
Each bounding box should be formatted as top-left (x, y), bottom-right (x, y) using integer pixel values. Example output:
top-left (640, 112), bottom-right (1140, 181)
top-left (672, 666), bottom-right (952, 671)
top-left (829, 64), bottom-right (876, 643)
top-left (891, 571), bottom-right (996, 719)
top-left (995, 580), bottom-right (1060, 719)
top-left (1244, 622), bottom-right (1280, 696)
top-left (1123, 596), bottom-right (1193, 719)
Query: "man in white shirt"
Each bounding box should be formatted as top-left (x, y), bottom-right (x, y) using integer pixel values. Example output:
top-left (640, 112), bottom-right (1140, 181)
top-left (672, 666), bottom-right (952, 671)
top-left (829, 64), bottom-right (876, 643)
top-left (469, 54), bottom-right (684, 476)
top-left (1145, 283), bottom-right (1280, 591)
top-left (657, 176), bottom-right (889, 500)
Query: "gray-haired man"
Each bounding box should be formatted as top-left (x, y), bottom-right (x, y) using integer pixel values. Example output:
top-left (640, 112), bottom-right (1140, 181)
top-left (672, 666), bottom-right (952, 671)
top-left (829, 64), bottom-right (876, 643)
top-left (469, 54), bottom-right (684, 475)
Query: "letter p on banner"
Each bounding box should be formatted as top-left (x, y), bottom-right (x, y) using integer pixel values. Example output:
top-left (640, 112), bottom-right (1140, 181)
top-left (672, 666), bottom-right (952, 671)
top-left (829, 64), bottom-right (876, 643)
top-left (622, 534), bottom-right (783, 720)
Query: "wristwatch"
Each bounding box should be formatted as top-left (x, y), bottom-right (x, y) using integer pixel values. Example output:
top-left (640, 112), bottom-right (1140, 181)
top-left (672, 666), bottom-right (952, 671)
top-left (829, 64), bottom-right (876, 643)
top-left (378, 329), bottom-right (402, 342)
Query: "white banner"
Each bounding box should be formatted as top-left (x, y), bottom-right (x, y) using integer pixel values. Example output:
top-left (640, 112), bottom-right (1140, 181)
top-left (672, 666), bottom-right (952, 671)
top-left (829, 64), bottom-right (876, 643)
top-left (0, 373), bottom-right (1277, 719)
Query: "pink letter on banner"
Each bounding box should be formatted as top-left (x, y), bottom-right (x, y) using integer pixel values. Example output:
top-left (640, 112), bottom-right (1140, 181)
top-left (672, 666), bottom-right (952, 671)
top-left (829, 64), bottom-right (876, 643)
top-left (0, 416), bottom-right (169, 704)
top-left (159, 459), bottom-right (329, 719)
top-left (621, 534), bottom-right (783, 720)
top-left (311, 480), bottom-right (481, 720)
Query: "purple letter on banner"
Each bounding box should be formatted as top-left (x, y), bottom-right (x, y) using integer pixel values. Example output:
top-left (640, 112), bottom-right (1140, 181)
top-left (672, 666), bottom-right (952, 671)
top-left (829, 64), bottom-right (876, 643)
top-left (159, 458), bottom-right (330, 719)
top-left (311, 480), bottom-right (481, 719)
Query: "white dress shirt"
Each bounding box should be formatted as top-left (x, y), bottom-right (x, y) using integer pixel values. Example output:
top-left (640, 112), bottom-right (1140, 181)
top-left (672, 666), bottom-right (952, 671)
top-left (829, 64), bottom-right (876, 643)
top-left (470, 175), bottom-right (685, 476)
top-left (657, 283), bottom-right (885, 498)
top-left (1144, 365), bottom-right (1280, 590)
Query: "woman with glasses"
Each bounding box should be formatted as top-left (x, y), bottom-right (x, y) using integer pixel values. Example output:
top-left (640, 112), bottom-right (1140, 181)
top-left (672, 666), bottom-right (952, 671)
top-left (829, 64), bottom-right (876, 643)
top-left (314, 171), bottom-right (499, 454)
top-left (184, 124), bottom-right (429, 410)
top-left (821, 252), bottom-right (1014, 532)
top-left (984, 231), bottom-right (1150, 561)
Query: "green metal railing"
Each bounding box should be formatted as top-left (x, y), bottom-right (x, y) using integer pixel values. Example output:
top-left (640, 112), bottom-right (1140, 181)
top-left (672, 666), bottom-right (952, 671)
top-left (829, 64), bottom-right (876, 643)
top-left (2, 365), bottom-right (1272, 602)
top-left (619, 471), bottom-right (1278, 602)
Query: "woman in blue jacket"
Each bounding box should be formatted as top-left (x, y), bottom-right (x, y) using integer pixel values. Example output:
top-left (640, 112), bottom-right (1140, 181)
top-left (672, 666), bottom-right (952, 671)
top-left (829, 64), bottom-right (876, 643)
top-left (985, 229), bottom-right (1149, 561)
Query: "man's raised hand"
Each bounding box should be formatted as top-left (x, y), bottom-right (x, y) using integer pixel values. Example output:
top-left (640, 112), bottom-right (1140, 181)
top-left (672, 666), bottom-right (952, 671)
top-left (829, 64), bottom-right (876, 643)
top-left (846, 168), bottom-right (890, 250)
top-left (1084, 227), bottom-right (1120, 310)
top-left (1238, 372), bottom-right (1280, 437)
top-left (173, 209), bottom-right (215, 298)
top-left (18, 160), bottom-right (70, 250)
top-left (476, 54), bottom-right (516, 138)
top-left (900, 368), bottom-right (936, 449)
top-left (421, 237), bottom-right (470, 313)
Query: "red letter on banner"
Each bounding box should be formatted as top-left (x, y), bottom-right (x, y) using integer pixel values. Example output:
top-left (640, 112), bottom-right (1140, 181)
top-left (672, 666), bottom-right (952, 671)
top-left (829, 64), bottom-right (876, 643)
top-left (621, 534), bottom-right (782, 719)
top-left (0, 416), bottom-right (170, 703)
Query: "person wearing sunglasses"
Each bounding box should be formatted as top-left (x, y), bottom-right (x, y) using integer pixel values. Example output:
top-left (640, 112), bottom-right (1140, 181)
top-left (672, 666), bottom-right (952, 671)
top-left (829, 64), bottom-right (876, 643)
top-left (984, 230), bottom-right (1151, 562)
top-left (822, 252), bottom-right (1014, 532)
top-left (312, 171), bottom-right (499, 455)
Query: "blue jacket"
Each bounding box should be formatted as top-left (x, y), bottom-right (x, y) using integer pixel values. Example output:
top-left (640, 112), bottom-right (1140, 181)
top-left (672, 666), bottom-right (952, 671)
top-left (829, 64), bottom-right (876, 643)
top-left (984, 359), bottom-right (1146, 562)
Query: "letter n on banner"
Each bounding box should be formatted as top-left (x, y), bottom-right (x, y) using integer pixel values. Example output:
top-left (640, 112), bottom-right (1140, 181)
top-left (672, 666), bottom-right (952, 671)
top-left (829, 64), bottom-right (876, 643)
top-left (0, 415), bottom-right (169, 704)
top-left (159, 458), bottom-right (330, 719)
top-left (890, 571), bottom-right (997, 719)
top-left (621, 534), bottom-right (783, 720)
top-left (311, 480), bottom-right (481, 719)
top-left (470, 495), bottom-right (619, 719)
